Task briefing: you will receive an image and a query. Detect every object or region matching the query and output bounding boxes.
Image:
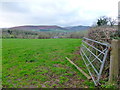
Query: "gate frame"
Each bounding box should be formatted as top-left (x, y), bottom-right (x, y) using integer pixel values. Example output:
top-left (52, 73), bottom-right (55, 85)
top-left (80, 37), bottom-right (110, 86)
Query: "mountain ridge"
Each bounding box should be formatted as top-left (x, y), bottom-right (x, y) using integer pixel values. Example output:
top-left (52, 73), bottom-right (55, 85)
top-left (7, 25), bottom-right (90, 32)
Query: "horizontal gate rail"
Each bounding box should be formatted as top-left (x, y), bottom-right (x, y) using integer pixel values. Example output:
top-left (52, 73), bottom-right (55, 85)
top-left (82, 44), bottom-right (102, 63)
top-left (82, 40), bottom-right (105, 54)
top-left (87, 48), bottom-right (107, 66)
top-left (83, 37), bottom-right (109, 46)
top-left (80, 50), bottom-right (97, 85)
top-left (80, 37), bottom-right (110, 86)
top-left (81, 48), bottom-right (99, 75)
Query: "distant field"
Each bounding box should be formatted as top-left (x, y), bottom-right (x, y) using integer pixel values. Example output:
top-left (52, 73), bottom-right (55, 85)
top-left (2, 39), bottom-right (94, 88)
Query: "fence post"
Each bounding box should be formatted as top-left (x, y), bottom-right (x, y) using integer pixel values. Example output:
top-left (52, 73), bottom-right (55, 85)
top-left (109, 39), bottom-right (120, 86)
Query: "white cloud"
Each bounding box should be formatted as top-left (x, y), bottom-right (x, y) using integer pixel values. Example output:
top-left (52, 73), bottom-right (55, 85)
top-left (0, 0), bottom-right (119, 28)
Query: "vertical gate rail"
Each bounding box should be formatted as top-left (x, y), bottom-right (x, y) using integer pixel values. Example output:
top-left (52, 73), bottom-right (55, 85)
top-left (80, 37), bottom-right (110, 86)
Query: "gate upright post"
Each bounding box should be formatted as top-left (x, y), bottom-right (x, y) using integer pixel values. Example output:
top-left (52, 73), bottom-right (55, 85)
top-left (109, 39), bottom-right (120, 86)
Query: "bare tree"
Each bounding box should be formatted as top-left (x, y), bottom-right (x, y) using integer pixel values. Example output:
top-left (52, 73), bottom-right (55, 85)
top-left (108, 17), bottom-right (116, 26)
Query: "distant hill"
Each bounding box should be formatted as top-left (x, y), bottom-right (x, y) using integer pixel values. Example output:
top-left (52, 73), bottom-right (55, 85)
top-left (64, 25), bottom-right (90, 31)
top-left (9, 25), bottom-right (67, 31)
top-left (7, 25), bottom-right (90, 32)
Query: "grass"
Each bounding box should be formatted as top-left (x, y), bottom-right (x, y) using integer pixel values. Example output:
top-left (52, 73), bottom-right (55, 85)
top-left (0, 39), bottom-right (2, 88)
top-left (2, 39), bottom-right (94, 88)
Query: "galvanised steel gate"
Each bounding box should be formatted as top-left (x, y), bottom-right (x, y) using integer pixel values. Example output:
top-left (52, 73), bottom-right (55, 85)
top-left (80, 37), bottom-right (110, 86)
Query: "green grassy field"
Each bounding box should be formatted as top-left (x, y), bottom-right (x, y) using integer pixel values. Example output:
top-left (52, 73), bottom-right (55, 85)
top-left (2, 39), bottom-right (94, 88)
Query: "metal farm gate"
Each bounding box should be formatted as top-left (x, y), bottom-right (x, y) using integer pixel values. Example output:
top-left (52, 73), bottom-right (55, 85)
top-left (80, 37), bottom-right (110, 86)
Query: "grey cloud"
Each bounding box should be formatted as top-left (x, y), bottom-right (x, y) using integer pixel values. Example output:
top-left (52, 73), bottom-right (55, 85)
top-left (1, 2), bottom-right (29, 13)
top-left (0, 0), bottom-right (116, 28)
top-left (25, 9), bottom-right (80, 26)
top-left (0, 1), bottom-right (92, 27)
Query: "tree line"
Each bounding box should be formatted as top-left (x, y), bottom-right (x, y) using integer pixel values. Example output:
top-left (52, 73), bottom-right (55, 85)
top-left (2, 29), bottom-right (87, 39)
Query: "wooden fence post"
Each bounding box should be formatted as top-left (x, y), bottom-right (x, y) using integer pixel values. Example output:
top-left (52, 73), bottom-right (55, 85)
top-left (109, 39), bottom-right (120, 86)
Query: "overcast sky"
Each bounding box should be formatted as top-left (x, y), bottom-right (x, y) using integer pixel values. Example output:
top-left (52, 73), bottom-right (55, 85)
top-left (0, 0), bottom-right (119, 28)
